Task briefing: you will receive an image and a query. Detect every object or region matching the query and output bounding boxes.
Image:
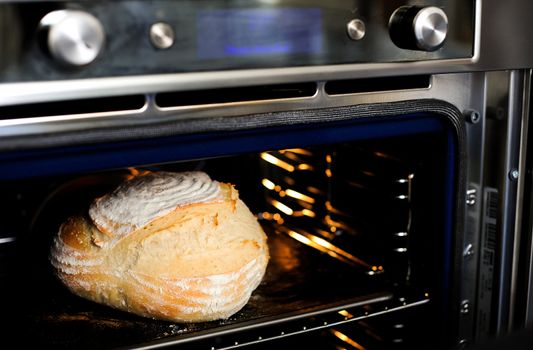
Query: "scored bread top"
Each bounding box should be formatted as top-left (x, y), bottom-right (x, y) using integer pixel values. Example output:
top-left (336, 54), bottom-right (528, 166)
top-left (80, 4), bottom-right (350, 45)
top-left (131, 184), bottom-right (265, 279)
top-left (55, 182), bottom-right (267, 280)
top-left (88, 171), bottom-right (222, 238)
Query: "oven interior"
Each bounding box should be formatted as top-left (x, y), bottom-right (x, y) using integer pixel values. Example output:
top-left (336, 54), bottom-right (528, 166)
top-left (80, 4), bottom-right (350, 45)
top-left (0, 113), bottom-right (458, 349)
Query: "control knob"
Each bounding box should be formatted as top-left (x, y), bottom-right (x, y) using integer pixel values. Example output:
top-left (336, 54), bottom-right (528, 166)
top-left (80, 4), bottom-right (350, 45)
top-left (389, 6), bottom-right (448, 51)
top-left (39, 10), bottom-right (105, 66)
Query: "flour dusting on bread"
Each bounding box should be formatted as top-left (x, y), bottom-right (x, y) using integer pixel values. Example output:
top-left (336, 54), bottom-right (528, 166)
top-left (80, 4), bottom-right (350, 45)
top-left (89, 171), bottom-right (222, 237)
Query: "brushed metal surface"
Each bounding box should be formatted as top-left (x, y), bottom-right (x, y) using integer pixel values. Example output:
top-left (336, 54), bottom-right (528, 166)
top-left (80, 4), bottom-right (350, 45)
top-left (495, 71), bottom-right (525, 334)
top-left (0, 73), bottom-right (476, 139)
top-left (413, 6), bottom-right (448, 51)
top-left (149, 22), bottom-right (174, 50)
top-left (40, 10), bottom-right (105, 66)
top-left (346, 19), bottom-right (365, 41)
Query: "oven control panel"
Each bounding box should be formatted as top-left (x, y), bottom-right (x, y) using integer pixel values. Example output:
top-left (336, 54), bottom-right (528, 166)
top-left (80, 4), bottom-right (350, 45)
top-left (0, 0), bottom-right (475, 82)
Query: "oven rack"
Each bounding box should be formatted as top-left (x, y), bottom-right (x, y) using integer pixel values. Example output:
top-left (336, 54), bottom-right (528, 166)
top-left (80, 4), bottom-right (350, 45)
top-left (133, 292), bottom-right (431, 349)
top-left (13, 227), bottom-right (421, 349)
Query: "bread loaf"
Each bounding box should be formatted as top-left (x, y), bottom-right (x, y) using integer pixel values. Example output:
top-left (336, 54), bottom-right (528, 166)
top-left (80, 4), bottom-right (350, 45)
top-left (50, 171), bottom-right (269, 322)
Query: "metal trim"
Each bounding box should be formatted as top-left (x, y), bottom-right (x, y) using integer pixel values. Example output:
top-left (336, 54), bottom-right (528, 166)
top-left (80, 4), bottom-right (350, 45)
top-left (495, 70), bottom-right (526, 334)
top-left (0, 1), bottom-right (481, 106)
top-left (510, 70), bottom-right (531, 329)
top-left (0, 73), bottom-right (477, 147)
top-left (0, 60), bottom-right (473, 107)
top-left (132, 298), bottom-right (430, 350)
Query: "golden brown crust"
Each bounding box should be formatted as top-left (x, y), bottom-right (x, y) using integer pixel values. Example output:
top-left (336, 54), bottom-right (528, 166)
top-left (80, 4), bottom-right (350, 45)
top-left (50, 176), bottom-right (269, 322)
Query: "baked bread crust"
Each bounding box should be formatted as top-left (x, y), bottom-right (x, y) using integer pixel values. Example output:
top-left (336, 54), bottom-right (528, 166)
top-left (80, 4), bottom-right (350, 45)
top-left (50, 171), bottom-right (269, 322)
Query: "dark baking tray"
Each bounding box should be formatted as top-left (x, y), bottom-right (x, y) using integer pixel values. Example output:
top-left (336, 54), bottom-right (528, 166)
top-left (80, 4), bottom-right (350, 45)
top-left (8, 225), bottom-right (393, 349)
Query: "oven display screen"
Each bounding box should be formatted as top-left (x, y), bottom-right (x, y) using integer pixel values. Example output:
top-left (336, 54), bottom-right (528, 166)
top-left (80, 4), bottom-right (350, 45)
top-left (197, 8), bottom-right (322, 59)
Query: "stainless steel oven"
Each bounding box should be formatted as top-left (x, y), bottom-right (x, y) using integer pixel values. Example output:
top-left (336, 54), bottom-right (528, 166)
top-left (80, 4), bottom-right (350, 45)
top-left (1, 0), bottom-right (533, 349)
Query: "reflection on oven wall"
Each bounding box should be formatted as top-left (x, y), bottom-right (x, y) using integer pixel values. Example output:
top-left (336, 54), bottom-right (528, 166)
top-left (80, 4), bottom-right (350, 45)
top-left (259, 147), bottom-right (412, 278)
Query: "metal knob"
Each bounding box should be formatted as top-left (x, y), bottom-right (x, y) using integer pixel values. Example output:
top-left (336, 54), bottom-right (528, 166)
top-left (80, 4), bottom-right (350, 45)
top-left (149, 22), bottom-right (175, 50)
top-left (346, 19), bottom-right (366, 41)
top-left (40, 10), bottom-right (105, 66)
top-left (389, 6), bottom-right (448, 51)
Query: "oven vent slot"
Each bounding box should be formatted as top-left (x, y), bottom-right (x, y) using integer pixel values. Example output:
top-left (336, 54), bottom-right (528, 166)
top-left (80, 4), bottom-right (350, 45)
top-left (325, 75), bottom-right (431, 95)
top-left (0, 95), bottom-right (146, 120)
top-left (155, 82), bottom-right (317, 108)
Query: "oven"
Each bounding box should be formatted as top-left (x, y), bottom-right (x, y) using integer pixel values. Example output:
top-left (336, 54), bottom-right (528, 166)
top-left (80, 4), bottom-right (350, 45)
top-left (1, 1), bottom-right (533, 349)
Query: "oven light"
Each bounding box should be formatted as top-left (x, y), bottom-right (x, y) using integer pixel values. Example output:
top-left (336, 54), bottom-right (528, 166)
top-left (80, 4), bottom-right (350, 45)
top-left (307, 186), bottom-right (324, 195)
top-left (301, 209), bottom-right (316, 217)
top-left (0, 237), bottom-right (16, 244)
top-left (270, 199), bottom-right (294, 215)
top-left (297, 163), bottom-right (314, 171)
top-left (129, 167), bottom-right (141, 177)
top-left (298, 200), bottom-right (314, 210)
top-left (307, 234), bottom-right (371, 268)
top-left (259, 212), bottom-right (285, 224)
top-left (261, 178), bottom-right (276, 190)
top-left (285, 230), bottom-right (353, 265)
top-left (261, 179), bottom-right (315, 205)
top-left (324, 215), bottom-right (357, 235)
top-left (285, 189), bottom-right (316, 203)
top-left (287, 230), bottom-right (313, 245)
top-left (289, 232), bottom-right (346, 263)
top-left (289, 209), bottom-right (316, 217)
top-left (284, 148), bottom-right (313, 156)
top-left (266, 181), bottom-right (317, 205)
top-left (370, 265), bottom-right (384, 273)
top-left (325, 215), bottom-right (340, 227)
top-left (272, 213), bottom-right (284, 224)
top-left (279, 150), bottom-right (314, 167)
top-left (330, 329), bottom-right (367, 350)
top-left (338, 309), bottom-right (354, 318)
top-left (280, 151), bottom-right (301, 162)
top-left (260, 212), bottom-right (272, 220)
top-left (260, 152), bottom-right (295, 172)
top-left (316, 228), bottom-right (336, 240)
top-left (324, 201), bottom-right (350, 216)
top-left (281, 227), bottom-right (377, 271)
top-left (126, 167), bottom-right (151, 180)
top-left (394, 232), bottom-right (408, 237)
